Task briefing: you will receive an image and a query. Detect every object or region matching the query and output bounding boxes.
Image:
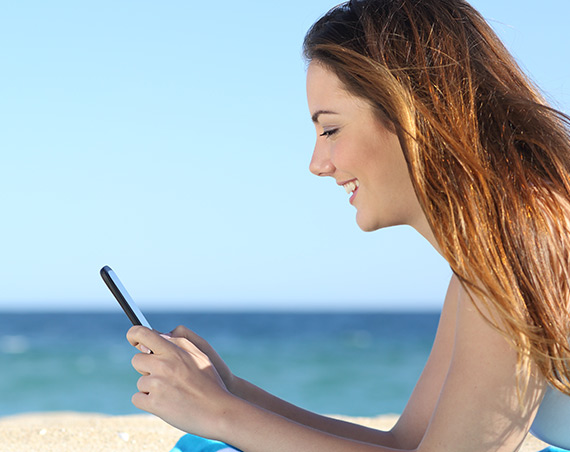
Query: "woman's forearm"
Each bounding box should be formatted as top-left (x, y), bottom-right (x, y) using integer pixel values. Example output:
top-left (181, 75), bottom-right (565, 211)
top-left (230, 376), bottom-right (400, 448)
top-left (218, 396), bottom-right (409, 452)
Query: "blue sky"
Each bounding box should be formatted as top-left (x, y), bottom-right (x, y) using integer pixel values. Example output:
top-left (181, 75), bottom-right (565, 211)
top-left (1, 1), bottom-right (568, 311)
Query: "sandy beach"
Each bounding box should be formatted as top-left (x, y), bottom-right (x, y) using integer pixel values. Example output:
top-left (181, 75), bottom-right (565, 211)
top-left (0, 412), bottom-right (550, 452)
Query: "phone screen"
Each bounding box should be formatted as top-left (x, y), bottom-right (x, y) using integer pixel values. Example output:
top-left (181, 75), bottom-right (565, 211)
top-left (100, 266), bottom-right (152, 329)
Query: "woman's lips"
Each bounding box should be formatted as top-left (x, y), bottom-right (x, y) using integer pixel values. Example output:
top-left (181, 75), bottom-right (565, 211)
top-left (341, 179), bottom-right (360, 204)
top-left (349, 186), bottom-right (359, 204)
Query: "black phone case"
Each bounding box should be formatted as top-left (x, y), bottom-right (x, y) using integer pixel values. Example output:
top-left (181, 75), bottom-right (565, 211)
top-left (100, 265), bottom-right (145, 326)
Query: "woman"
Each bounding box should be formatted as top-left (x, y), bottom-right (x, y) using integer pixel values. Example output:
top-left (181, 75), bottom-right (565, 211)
top-left (127, 0), bottom-right (570, 450)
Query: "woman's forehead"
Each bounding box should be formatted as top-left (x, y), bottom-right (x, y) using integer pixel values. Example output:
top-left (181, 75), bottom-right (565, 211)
top-left (306, 62), bottom-right (371, 117)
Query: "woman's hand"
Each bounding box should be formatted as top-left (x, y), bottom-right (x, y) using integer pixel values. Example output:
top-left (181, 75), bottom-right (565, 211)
top-left (168, 325), bottom-right (238, 394)
top-left (126, 326), bottom-right (237, 438)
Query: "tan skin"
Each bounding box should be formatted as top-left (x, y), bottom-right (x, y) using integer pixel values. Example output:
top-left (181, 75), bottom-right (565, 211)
top-left (127, 63), bottom-right (547, 451)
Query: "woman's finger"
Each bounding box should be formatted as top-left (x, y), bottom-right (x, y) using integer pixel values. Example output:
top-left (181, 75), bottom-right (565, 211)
top-left (161, 335), bottom-right (202, 356)
top-left (131, 389), bottom-right (150, 411)
top-left (170, 325), bottom-right (192, 337)
top-left (131, 351), bottom-right (154, 375)
top-left (127, 326), bottom-right (173, 355)
top-left (169, 326), bottom-right (214, 354)
top-left (169, 325), bottom-right (205, 345)
top-left (136, 374), bottom-right (154, 394)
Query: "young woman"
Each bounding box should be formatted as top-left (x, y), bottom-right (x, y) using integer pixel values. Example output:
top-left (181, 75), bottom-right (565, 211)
top-left (127, 1), bottom-right (570, 450)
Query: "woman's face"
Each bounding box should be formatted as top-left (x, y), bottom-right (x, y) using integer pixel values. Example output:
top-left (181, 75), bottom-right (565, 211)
top-left (306, 62), bottom-right (425, 233)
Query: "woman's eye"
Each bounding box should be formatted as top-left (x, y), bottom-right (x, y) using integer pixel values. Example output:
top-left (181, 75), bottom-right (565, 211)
top-left (320, 128), bottom-right (339, 138)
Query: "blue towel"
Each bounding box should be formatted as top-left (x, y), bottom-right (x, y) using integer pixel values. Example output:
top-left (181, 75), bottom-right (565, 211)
top-left (171, 435), bottom-right (570, 452)
top-left (170, 433), bottom-right (242, 452)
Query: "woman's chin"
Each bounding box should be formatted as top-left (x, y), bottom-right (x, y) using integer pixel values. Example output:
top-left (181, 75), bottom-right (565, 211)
top-left (355, 214), bottom-right (382, 232)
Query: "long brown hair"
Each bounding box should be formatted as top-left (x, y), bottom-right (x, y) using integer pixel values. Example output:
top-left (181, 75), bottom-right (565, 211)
top-left (304, 0), bottom-right (570, 394)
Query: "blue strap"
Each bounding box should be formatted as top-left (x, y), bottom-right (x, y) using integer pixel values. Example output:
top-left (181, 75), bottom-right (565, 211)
top-left (538, 448), bottom-right (570, 452)
top-left (170, 433), bottom-right (241, 452)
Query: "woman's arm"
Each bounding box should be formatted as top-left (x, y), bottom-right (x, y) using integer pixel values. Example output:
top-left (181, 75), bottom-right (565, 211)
top-left (225, 273), bottom-right (460, 449)
top-left (226, 375), bottom-right (399, 446)
top-left (127, 274), bottom-right (546, 452)
top-left (126, 274), bottom-right (460, 449)
top-left (162, 274), bottom-right (459, 447)
top-left (204, 282), bottom-right (545, 452)
top-left (414, 285), bottom-right (546, 451)
top-left (144, 326), bottom-right (400, 447)
top-left (388, 274), bottom-right (458, 448)
top-left (127, 326), bottom-right (404, 452)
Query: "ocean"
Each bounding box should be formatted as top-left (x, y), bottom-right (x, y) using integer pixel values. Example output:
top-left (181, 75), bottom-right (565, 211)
top-left (0, 312), bottom-right (438, 417)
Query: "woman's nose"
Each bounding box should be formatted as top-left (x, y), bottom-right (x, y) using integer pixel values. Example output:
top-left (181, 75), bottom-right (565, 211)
top-left (309, 143), bottom-right (335, 177)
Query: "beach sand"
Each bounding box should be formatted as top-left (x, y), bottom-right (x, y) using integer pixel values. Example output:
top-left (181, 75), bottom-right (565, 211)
top-left (0, 412), bottom-right (550, 452)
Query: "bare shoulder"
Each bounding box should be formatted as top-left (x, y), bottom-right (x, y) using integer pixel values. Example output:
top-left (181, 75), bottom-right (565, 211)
top-left (416, 282), bottom-right (547, 451)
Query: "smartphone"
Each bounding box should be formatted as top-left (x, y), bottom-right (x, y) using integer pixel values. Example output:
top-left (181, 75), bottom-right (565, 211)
top-left (100, 265), bottom-right (152, 329)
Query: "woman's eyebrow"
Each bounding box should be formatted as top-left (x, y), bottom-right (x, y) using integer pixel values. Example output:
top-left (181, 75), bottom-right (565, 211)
top-left (311, 110), bottom-right (339, 123)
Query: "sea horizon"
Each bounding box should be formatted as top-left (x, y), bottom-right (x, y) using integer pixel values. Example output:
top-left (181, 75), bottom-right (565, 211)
top-left (0, 311), bottom-right (438, 417)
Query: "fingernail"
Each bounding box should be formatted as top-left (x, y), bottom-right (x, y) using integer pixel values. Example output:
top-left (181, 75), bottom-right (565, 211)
top-left (140, 344), bottom-right (152, 354)
top-left (160, 334), bottom-right (172, 340)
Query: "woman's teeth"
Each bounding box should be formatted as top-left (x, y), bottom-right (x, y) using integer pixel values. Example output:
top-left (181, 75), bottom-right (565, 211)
top-left (343, 180), bottom-right (359, 194)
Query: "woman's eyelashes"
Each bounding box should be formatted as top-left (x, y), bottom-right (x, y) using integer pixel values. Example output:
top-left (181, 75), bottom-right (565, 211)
top-left (320, 128), bottom-right (339, 138)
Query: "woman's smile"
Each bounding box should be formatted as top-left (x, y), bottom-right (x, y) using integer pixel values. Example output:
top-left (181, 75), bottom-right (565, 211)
top-left (339, 179), bottom-right (360, 203)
